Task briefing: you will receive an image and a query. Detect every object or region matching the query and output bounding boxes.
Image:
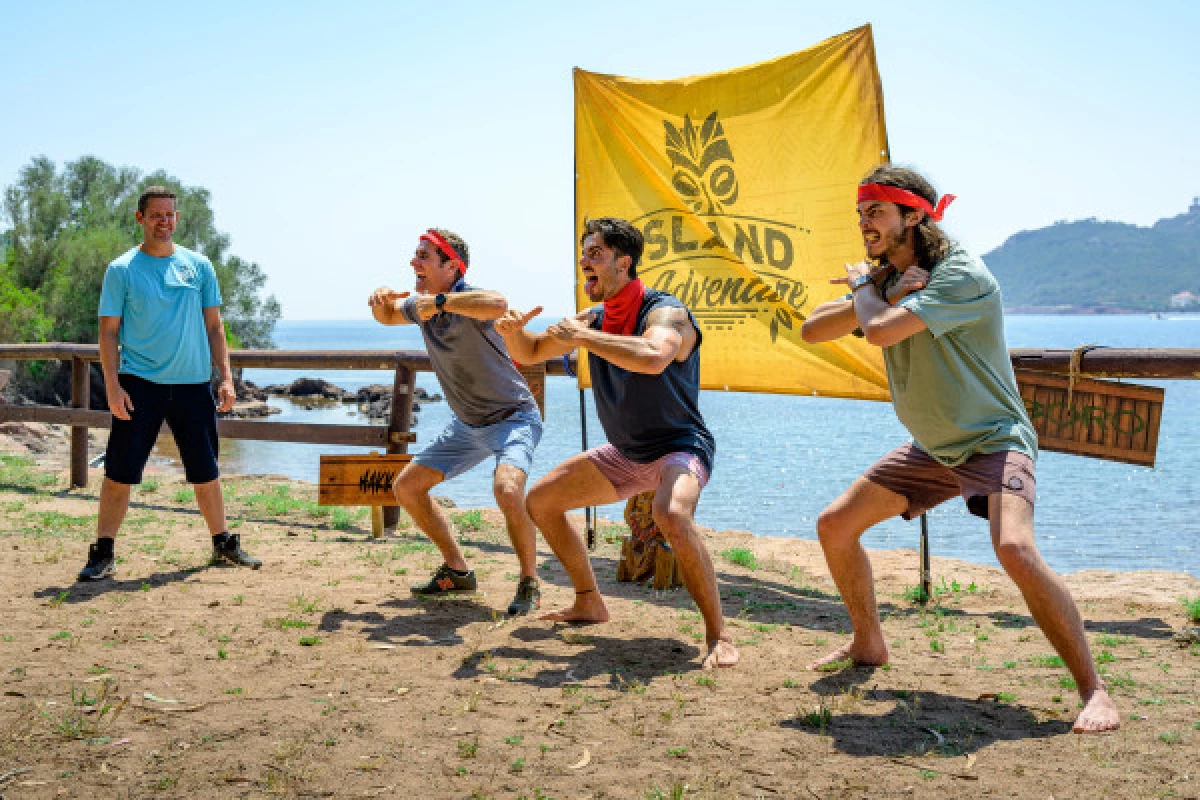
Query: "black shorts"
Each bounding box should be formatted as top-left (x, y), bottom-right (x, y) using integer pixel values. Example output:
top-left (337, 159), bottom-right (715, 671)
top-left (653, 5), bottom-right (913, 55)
top-left (104, 374), bottom-right (220, 485)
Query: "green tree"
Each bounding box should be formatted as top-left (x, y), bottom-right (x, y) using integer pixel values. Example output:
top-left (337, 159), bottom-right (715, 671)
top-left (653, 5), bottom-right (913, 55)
top-left (2, 156), bottom-right (279, 348)
top-left (0, 248), bottom-right (51, 344)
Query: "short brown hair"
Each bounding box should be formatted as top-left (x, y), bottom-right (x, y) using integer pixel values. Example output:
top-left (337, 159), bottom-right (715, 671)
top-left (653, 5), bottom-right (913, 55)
top-left (137, 185), bottom-right (177, 214)
top-left (581, 217), bottom-right (644, 279)
top-left (429, 228), bottom-right (469, 277)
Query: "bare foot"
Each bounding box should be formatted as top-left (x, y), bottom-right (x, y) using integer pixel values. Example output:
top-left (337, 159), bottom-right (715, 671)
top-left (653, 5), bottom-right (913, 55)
top-left (539, 592), bottom-right (610, 624)
top-left (1073, 688), bottom-right (1120, 733)
top-left (805, 639), bottom-right (888, 671)
top-left (701, 636), bottom-right (740, 669)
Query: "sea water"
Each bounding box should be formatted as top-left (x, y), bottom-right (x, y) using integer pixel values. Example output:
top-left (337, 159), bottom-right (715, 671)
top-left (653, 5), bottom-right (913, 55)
top-left (231, 315), bottom-right (1199, 577)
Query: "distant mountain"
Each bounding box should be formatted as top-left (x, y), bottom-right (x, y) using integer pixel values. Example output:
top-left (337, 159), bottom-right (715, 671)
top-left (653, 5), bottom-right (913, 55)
top-left (982, 199), bottom-right (1200, 311)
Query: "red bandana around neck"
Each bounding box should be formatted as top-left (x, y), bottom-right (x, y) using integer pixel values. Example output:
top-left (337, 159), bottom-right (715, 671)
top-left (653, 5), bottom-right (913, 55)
top-left (601, 278), bottom-right (646, 336)
top-left (857, 183), bottom-right (956, 222)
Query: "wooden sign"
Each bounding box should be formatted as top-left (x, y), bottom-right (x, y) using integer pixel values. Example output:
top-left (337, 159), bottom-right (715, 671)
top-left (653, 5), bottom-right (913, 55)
top-left (1015, 369), bottom-right (1164, 467)
top-left (516, 362), bottom-right (546, 418)
top-left (319, 454), bottom-right (412, 506)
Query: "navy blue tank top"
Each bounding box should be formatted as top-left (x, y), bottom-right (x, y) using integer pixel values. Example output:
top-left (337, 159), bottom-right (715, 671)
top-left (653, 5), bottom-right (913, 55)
top-left (588, 288), bottom-right (715, 474)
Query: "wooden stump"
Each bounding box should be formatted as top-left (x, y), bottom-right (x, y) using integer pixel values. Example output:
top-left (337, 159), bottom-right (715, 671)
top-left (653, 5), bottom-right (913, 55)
top-left (615, 491), bottom-right (683, 590)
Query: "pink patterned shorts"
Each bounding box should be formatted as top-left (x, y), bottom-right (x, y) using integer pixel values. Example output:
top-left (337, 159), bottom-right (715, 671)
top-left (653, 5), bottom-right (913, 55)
top-left (585, 444), bottom-right (710, 500)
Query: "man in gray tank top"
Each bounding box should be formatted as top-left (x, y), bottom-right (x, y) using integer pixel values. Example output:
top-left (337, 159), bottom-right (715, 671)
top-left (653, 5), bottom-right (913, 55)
top-left (368, 228), bottom-right (543, 616)
top-left (497, 217), bottom-right (738, 670)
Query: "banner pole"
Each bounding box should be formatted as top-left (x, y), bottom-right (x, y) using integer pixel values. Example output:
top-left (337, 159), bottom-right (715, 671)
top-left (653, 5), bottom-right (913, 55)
top-left (572, 68), bottom-right (596, 551)
top-left (919, 513), bottom-right (932, 605)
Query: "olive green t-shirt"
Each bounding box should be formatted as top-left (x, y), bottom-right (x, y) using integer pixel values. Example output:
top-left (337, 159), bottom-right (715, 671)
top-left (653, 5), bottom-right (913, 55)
top-left (881, 247), bottom-right (1037, 467)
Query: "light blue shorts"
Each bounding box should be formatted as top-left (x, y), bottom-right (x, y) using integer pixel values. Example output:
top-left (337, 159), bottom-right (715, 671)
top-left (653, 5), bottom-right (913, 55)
top-left (414, 409), bottom-right (542, 481)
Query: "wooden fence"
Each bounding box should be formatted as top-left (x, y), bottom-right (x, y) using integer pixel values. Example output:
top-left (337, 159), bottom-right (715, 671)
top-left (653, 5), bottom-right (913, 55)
top-left (2, 343), bottom-right (1197, 492)
top-left (0, 344), bottom-right (575, 527)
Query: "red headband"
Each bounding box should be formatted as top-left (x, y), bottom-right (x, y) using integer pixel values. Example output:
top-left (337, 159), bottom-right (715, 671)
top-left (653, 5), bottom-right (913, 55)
top-left (857, 183), bottom-right (956, 222)
top-left (420, 230), bottom-right (466, 272)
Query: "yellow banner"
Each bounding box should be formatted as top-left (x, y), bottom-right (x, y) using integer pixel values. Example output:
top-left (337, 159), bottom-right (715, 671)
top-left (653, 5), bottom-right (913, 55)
top-left (574, 25), bottom-right (890, 400)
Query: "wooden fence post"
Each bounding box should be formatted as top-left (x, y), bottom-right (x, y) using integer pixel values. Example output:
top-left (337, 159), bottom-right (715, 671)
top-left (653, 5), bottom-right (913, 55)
top-left (70, 357), bottom-right (90, 488)
top-left (382, 364), bottom-right (416, 531)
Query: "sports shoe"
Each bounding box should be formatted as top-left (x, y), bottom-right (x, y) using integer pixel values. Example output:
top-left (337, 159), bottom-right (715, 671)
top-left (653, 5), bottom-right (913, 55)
top-left (410, 563), bottom-right (477, 596)
top-left (210, 533), bottom-right (262, 569)
top-left (77, 542), bottom-right (115, 582)
top-left (507, 576), bottom-right (541, 616)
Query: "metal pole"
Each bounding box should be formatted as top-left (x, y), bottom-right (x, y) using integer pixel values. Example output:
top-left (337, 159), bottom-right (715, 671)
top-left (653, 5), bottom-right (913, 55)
top-left (919, 512), bottom-right (932, 606)
top-left (579, 386), bottom-right (596, 550)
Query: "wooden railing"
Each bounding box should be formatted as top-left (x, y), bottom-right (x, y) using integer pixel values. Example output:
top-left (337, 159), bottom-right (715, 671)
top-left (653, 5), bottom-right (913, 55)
top-left (0, 344), bottom-right (575, 526)
top-left (2, 343), bottom-right (1197, 491)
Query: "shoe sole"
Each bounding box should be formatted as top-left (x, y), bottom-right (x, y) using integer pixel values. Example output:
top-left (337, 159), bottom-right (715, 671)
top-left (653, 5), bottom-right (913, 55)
top-left (507, 597), bottom-right (542, 616)
top-left (77, 568), bottom-right (115, 582)
top-left (211, 555), bottom-right (262, 569)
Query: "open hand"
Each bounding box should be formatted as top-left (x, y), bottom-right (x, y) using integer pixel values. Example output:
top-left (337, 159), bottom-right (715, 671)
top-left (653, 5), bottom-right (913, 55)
top-left (831, 260), bottom-right (890, 287)
top-left (886, 267), bottom-right (929, 303)
top-left (216, 379), bottom-right (236, 413)
top-left (546, 313), bottom-right (589, 343)
top-left (108, 385), bottom-right (135, 421)
top-left (495, 306), bottom-right (543, 337)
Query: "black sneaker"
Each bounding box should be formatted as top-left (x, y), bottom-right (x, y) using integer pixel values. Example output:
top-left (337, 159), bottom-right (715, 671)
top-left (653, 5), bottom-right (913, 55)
top-left (507, 576), bottom-right (541, 616)
top-left (77, 542), bottom-right (115, 582)
top-left (410, 564), bottom-right (477, 596)
top-left (211, 533), bottom-right (262, 569)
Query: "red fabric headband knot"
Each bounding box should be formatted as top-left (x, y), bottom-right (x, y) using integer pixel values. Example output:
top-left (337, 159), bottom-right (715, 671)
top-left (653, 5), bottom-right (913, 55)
top-left (420, 230), bottom-right (466, 272)
top-left (857, 183), bottom-right (956, 222)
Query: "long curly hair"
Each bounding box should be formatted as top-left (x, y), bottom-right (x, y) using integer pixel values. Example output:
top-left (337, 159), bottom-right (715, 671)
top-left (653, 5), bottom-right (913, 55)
top-left (860, 165), bottom-right (953, 269)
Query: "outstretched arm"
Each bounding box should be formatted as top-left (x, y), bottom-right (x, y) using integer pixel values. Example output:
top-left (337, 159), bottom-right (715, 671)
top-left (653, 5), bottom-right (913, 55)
top-left (497, 306), bottom-right (583, 364)
top-left (549, 305), bottom-right (693, 375)
top-left (412, 290), bottom-right (508, 322)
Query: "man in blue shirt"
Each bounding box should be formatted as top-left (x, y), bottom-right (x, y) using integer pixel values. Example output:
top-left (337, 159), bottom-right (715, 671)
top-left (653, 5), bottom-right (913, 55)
top-left (78, 186), bottom-right (260, 581)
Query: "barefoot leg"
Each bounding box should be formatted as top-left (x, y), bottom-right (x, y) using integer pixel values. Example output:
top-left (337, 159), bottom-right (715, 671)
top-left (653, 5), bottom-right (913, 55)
top-left (990, 493), bottom-right (1119, 733)
top-left (652, 466), bottom-right (739, 669)
top-left (807, 477), bottom-right (907, 670)
top-left (527, 454), bottom-right (619, 624)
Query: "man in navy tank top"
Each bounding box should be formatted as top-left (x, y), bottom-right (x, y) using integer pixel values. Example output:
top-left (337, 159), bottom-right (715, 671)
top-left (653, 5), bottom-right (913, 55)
top-left (497, 217), bottom-right (738, 670)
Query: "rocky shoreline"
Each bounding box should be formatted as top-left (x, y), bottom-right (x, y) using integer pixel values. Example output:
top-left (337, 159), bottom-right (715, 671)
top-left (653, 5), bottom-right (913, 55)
top-left (0, 370), bottom-right (441, 421)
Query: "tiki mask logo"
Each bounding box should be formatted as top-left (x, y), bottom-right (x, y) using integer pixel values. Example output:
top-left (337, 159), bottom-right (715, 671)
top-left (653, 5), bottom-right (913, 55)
top-left (664, 112), bottom-right (739, 215)
top-left (636, 110), bottom-right (811, 343)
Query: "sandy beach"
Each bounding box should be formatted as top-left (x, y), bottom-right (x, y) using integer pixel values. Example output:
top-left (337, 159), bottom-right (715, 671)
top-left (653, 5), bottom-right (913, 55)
top-left (1, 424), bottom-right (1198, 799)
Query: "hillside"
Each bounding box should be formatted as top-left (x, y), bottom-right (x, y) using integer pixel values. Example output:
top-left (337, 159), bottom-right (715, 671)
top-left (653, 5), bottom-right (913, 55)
top-left (983, 199), bottom-right (1200, 311)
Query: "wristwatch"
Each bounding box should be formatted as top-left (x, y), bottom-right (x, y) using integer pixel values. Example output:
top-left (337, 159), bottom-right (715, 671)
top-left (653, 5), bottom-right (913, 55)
top-left (434, 293), bottom-right (447, 312)
top-left (849, 273), bottom-right (875, 292)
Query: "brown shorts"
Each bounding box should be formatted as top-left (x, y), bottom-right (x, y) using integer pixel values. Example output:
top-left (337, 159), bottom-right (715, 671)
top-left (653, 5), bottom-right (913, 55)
top-left (863, 444), bottom-right (1036, 520)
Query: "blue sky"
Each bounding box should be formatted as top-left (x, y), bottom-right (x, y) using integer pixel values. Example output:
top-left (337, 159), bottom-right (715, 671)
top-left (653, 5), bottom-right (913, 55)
top-left (3, 1), bottom-right (1196, 320)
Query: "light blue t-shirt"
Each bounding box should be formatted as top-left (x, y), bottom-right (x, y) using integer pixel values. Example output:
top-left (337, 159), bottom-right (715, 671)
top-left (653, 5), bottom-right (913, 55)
top-left (98, 246), bottom-right (222, 384)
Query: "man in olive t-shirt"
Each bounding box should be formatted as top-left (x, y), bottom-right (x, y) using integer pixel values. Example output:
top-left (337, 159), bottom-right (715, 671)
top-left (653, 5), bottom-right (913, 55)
top-left (800, 165), bottom-right (1118, 734)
